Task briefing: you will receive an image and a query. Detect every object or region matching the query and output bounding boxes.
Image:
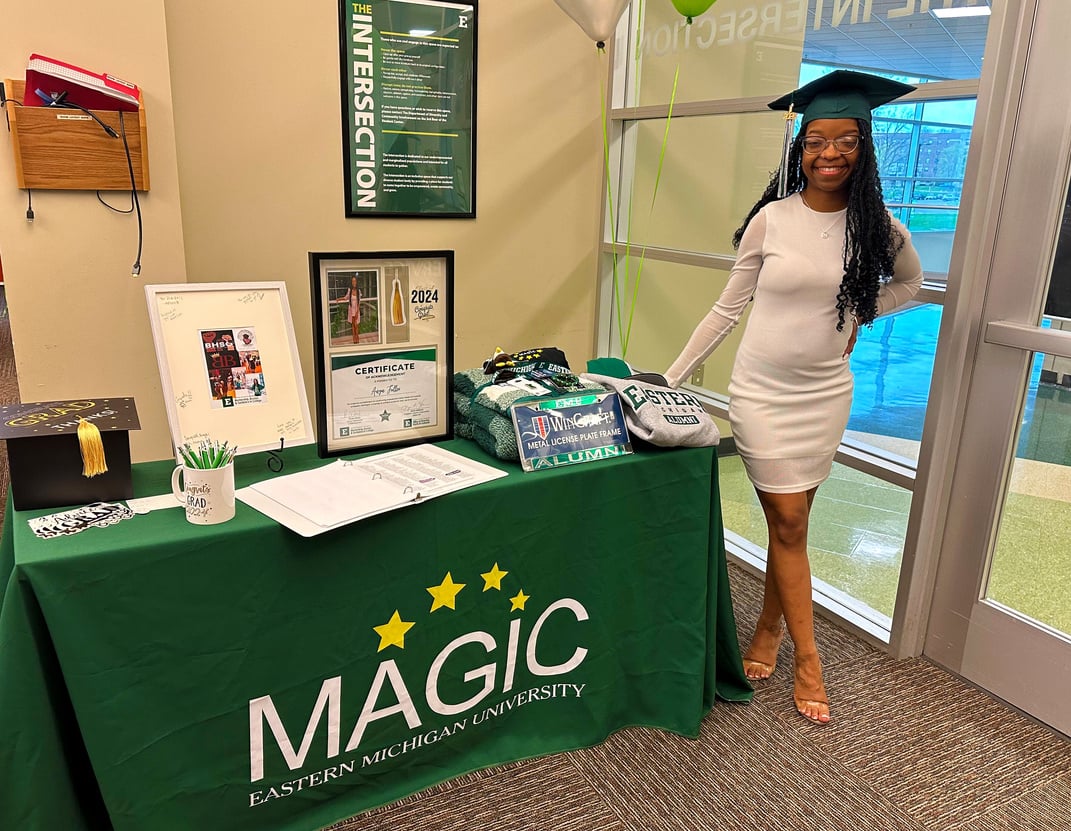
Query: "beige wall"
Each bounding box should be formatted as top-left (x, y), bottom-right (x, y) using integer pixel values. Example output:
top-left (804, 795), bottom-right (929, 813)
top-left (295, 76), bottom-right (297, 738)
top-left (0, 1), bottom-right (604, 461)
top-left (0, 1), bottom-right (187, 462)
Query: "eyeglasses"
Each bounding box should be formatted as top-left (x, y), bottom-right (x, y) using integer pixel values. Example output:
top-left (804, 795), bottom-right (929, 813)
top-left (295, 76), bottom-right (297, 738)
top-left (801, 135), bottom-right (862, 155)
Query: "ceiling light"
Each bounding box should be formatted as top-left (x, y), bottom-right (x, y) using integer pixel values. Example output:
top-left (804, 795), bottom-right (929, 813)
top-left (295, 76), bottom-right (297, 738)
top-left (931, 5), bottom-right (991, 18)
top-left (409, 28), bottom-right (435, 36)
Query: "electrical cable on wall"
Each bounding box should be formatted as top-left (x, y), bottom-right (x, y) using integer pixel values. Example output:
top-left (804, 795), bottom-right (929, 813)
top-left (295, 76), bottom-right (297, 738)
top-left (7, 90), bottom-right (145, 275)
top-left (0, 88), bottom-right (23, 113)
top-left (96, 112), bottom-right (143, 276)
top-left (0, 93), bottom-right (28, 223)
top-left (118, 111), bottom-right (142, 276)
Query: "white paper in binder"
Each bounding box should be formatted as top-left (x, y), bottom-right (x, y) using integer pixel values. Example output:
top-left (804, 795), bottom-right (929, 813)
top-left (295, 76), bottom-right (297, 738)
top-left (237, 443), bottom-right (506, 536)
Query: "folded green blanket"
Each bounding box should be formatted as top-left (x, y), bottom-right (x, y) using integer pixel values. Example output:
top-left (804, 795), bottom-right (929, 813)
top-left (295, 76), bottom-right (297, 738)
top-left (453, 390), bottom-right (517, 460)
top-left (453, 367), bottom-right (488, 397)
top-left (470, 420), bottom-right (518, 461)
top-left (466, 397), bottom-right (509, 432)
top-left (453, 389), bottom-right (473, 420)
top-left (452, 365), bottom-right (605, 462)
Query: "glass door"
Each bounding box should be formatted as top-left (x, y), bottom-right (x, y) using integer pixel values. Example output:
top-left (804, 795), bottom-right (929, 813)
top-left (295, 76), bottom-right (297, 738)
top-left (923, 0), bottom-right (1071, 735)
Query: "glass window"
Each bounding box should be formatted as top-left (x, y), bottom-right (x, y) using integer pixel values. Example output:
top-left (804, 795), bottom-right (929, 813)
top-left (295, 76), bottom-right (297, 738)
top-left (627, 0), bottom-right (990, 108)
top-left (603, 255), bottom-right (747, 386)
top-left (1044, 178), bottom-right (1071, 319)
top-left (721, 455), bottom-right (910, 622)
top-left (902, 207), bottom-right (959, 275)
top-left (847, 302), bottom-right (942, 464)
top-left (628, 1), bottom-right (806, 108)
top-left (611, 98), bottom-right (974, 275)
top-left (607, 0), bottom-right (993, 641)
top-left (988, 345), bottom-right (1071, 637)
top-left (1018, 319), bottom-right (1067, 462)
top-left (611, 113), bottom-right (783, 256)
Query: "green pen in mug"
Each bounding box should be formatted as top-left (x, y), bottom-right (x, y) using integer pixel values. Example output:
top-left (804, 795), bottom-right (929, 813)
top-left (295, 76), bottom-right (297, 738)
top-left (179, 440), bottom-right (237, 469)
top-left (172, 440), bottom-right (236, 525)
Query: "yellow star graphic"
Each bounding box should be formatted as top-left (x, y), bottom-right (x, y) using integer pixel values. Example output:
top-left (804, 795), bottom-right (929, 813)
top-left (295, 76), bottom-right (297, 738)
top-left (481, 563), bottom-right (509, 592)
top-left (510, 589), bottom-right (530, 612)
top-left (427, 572), bottom-right (466, 612)
top-left (373, 610), bottom-right (414, 652)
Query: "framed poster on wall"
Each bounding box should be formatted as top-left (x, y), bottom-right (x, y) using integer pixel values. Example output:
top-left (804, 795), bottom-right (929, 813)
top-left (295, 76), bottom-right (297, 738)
top-left (338, 0), bottom-right (477, 218)
top-left (144, 282), bottom-right (314, 460)
top-left (310, 250), bottom-right (454, 456)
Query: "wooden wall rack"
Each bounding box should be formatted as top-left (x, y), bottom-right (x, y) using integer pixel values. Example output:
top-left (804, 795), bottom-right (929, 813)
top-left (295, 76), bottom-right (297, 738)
top-left (3, 79), bottom-right (149, 191)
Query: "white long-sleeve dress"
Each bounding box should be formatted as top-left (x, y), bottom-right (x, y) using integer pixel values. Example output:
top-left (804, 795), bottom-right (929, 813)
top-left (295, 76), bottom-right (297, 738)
top-left (665, 193), bottom-right (923, 493)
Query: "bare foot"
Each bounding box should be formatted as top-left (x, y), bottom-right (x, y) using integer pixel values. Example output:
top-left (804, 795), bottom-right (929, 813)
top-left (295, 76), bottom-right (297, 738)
top-left (793, 652), bottom-right (831, 724)
top-left (742, 619), bottom-right (785, 680)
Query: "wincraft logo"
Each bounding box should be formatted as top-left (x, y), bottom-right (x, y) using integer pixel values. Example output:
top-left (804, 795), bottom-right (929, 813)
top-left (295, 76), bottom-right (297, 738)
top-left (247, 564), bottom-right (589, 806)
top-left (519, 408), bottom-right (614, 442)
top-left (531, 414), bottom-right (550, 439)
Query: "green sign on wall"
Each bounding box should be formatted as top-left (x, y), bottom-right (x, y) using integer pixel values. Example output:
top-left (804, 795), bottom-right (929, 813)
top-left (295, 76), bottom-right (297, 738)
top-left (339, 0), bottom-right (477, 217)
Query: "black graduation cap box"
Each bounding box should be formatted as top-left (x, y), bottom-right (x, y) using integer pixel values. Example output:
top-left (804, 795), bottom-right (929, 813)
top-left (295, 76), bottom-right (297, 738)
top-left (0, 397), bottom-right (140, 510)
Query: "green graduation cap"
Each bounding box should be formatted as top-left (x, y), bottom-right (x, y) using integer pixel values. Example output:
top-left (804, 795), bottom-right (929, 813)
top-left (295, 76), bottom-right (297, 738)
top-left (768, 70), bottom-right (916, 126)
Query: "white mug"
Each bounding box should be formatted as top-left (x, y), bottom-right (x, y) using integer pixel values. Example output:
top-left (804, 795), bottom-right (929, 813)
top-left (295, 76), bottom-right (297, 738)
top-left (171, 461), bottom-right (235, 525)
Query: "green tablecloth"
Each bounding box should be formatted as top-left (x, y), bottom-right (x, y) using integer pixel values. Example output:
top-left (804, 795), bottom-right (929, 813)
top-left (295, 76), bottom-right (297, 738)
top-left (0, 440), bottom-right (751, 831)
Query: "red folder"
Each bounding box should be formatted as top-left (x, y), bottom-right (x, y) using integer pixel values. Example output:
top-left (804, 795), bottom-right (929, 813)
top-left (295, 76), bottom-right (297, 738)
top-left (23, 54), bottom-right (140, 112)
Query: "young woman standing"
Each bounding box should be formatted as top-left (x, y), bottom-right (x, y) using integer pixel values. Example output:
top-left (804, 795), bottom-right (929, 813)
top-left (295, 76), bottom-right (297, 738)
top-left (665, 71), bottom-right (924, 724)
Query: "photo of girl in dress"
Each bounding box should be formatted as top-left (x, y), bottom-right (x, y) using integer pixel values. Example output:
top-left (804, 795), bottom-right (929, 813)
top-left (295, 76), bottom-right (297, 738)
top-left (328, 269), bottom-right (380, 347)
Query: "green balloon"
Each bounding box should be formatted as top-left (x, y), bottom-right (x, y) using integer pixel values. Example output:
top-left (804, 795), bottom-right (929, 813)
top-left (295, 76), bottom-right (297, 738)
top-left (670, 0), bottom-right (717, 23)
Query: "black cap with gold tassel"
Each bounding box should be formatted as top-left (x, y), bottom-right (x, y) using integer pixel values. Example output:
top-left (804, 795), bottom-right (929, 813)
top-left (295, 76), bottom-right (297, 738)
top-left (0, 397), bottom-right (140, 510)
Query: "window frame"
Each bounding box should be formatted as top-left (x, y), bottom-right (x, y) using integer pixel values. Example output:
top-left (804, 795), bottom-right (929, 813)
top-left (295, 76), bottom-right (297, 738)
top-left (597, 30), bottom-right (981, 488)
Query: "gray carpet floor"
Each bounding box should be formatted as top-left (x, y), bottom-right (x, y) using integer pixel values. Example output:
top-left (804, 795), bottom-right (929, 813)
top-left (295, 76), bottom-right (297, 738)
top-left (0, 287), bottom-right (1066, 830)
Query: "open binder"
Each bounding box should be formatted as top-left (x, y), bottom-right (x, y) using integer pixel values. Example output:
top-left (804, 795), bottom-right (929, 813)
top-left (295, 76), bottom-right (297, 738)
top-left (237, 444), bottom-right (506, 536)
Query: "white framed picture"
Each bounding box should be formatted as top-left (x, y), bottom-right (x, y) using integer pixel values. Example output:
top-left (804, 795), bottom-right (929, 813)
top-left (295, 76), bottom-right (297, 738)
top-left (145, 282), bottom-right (314, 460)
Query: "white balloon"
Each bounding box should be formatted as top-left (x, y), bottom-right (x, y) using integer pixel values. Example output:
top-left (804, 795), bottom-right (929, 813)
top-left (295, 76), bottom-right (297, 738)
top-left (554, 0), bottom-right (631, 46)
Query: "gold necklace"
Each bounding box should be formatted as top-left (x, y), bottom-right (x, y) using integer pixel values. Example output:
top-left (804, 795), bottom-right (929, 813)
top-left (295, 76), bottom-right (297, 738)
top-left (800, 191), bottom-right (845, 239)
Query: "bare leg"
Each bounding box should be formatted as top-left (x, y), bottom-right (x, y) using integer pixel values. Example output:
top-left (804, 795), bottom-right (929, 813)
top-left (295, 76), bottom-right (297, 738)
top-left (741, 572), bottom-right (784, 680)
top-left (742, 488), bottom-right (817, 679)
top-left (755, 487), bottom-right (830, 724)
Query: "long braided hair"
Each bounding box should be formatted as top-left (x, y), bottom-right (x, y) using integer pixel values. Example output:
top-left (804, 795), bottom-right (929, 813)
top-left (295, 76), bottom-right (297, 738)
top-left (732, 119), bottom-right (905, 331)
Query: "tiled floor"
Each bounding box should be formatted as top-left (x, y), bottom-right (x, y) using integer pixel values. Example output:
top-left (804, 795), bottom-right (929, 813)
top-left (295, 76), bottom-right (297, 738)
top-left (717, 452), bottom-right (1071, 634)
top-left (989, 485), bottom-right (1071, 633)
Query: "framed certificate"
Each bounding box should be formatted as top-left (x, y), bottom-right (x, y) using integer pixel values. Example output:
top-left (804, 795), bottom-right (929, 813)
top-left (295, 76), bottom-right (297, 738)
top-left (338, 0), bottom-right (477, 217)
top-left (309, 250), bottom-right (454, 456)
top-left (144, 282), bottom-right (314, 460)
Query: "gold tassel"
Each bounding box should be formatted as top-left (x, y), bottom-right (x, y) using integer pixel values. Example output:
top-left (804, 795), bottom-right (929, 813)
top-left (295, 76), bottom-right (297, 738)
top-left (391, 277), bottom-right (406, 326)
top-left (77, 417), bottom-right (108, 478)
top-left (777, 105), bottom-right (797, 199)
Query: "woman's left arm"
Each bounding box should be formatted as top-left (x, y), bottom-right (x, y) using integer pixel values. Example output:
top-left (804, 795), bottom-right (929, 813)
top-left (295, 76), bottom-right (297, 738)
top-left (875, 222), bottom-right (924, 317)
